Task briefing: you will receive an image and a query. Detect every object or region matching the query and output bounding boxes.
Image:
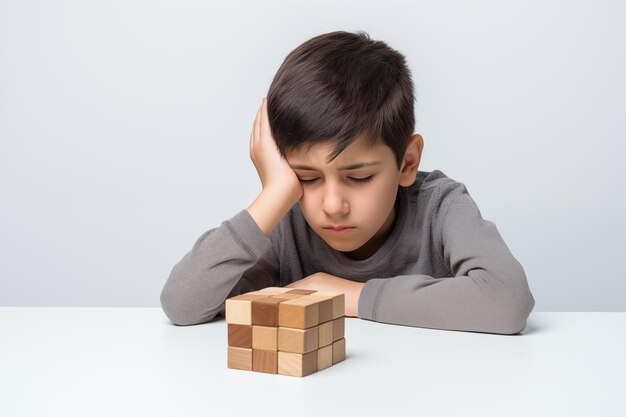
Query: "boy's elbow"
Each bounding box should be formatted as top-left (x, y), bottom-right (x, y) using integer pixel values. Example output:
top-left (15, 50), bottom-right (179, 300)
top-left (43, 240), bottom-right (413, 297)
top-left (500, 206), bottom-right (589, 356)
top-left (160, 286), bottom-right (188, 325)
top-left (494, 282), bottom-right (536, 335)
top-left (160, 284), bottom-right (213, 326)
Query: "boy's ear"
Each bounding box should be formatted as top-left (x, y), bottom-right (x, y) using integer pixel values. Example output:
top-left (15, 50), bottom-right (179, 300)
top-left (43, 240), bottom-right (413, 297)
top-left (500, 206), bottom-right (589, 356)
top-left (399, 134), bottom-right (423, 187)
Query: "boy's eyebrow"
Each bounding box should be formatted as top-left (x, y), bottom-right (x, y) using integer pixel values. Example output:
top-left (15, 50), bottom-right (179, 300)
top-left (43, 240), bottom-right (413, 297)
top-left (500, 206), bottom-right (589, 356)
top-left (290, 161), bottom-right (382, 171)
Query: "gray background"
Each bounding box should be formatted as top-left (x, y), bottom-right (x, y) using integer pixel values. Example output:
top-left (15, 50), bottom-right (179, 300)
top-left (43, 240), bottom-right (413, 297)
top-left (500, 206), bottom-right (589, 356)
top-left (1, 0), bottom-right (624, 310)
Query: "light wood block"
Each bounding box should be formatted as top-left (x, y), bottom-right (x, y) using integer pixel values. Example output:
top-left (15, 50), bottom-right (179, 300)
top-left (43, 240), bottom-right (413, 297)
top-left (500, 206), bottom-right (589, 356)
top-left (278, 296), bottom-right (320, 329)
top-left (318, 320), bottom-right (334, 348)
top-left (317, 344), bottom-right (333, 371)
top-left (332, 338), bottom-right (346, 365)
top-left (256, 287), bottom-right (293, 294)
top-left (286, 289), bottom-right (317, 295)
top-left (228, 346), bottom-right (252, 371)
top-left (228, 324), bottom-right (252, 348)
top-left (253, 349), bottom-right (277, 374)
top-left (252, 325), bottom-right (277, 351)
top-left (270, 293), bottom-right (304, 301)
top-left (278, 351), bottom-right (317, 377)
top-left (309, 291), bottom-right (345, 319)
top-left (226, 290), bottom-right (271, 297)
top-left (306, 293), bottom-right (334, 323)
top-left (278, 326), bottom-right (318, 354)
top-left (333, 316), bottom-right (345, 342)
top-left (225, 293), bottom-right (268, 325)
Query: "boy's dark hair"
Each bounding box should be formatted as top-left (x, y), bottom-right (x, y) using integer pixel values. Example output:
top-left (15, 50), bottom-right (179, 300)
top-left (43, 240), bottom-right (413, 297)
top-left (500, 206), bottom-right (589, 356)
top-left (267, 30), bottom-right (415, 170)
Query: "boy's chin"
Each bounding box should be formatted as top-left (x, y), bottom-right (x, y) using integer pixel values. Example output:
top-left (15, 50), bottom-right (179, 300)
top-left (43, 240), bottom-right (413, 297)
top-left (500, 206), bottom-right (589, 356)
top-left (320, 236), bottom-right (363, 253)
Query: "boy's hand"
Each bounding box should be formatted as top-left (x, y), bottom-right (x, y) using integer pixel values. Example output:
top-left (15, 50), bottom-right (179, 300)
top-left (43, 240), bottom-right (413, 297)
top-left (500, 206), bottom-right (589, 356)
top-left (285, 272), bottom-right (365, 318)
top-left (249, 97), bottom-right (303, 198)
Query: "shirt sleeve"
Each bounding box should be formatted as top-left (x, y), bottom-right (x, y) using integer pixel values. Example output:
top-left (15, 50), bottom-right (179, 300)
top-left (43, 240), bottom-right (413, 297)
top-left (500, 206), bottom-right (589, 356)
top-left (357, 188), bottom-right (535, 335)
top-left (160, 209), bottom-right (280, 326)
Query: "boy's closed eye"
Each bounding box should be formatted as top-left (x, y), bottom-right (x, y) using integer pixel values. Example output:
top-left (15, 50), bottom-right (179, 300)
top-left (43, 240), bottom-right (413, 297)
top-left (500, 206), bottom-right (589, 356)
top-left (298, 176), bottom-right (374, 185)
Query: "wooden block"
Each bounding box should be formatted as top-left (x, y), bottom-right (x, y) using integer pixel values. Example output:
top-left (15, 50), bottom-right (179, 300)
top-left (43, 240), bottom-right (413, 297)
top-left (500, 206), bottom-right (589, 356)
top-left (227, 288), bottom-right (345, 377)
top-left (286, 289), bottom-right (317, 295)
top-left (252, 349), bottom-right (277, 374)
top-left (244, 290), bottom-right (273, 296)
top-left (228, 324), bottom-right (252, 348)
top-left (278, 326), bottom-right (318, 354)
top-left (332, 338), bottom-right (346, 365)
top-left (225, 293), bottom-right (268, 325)
top-left (333, 316), bottom-right (345, 342)
top-left (256, 287), bottom-right (293, 294)
top-left (270, 293), bottom-right (304, 301)
top-left (278, 350), bottom-right (317, 377)
top-left (306, 293), bottom-right (334, 323)
top-left (317, 344), bottom-right (333, 371)
top-left (228, 346), bottom-right (252, 371)
top-left (251, 297), bottom-right (283, 327)
top-left (252, 325), bottom-right (277, 351)
top-left (318, 320), bottom-right (334, 348)
top-left (278, 296), bottom-right (320, 329)
top-left (309, 291), bottom-right (345, 319)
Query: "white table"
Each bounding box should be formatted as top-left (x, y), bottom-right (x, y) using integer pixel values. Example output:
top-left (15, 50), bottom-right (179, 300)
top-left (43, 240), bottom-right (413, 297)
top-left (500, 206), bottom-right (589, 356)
top-left (0, 309), bottom-right (624, 417)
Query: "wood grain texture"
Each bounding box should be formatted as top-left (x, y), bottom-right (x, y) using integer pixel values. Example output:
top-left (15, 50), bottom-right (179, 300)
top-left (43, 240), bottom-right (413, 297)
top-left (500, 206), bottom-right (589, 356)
top-left (332, 338), bottom-right (346, 365)
top-left (227, 288), bottom-right (347, 377)
top-left (252, 325), bottom-right (277, 351)
top-left (310, 291), bottom-right (345, 319)
top-left (278, 326), bottom-right (318, 354)
top-left (278, 350), bottom-right (318, 377)
top-left (228, 324), bottom-right (252, 348)
top-left (253, 349), bottom-right (277, 374)
top-left (278, 296), bottom-right (320, 329)
top-left (318, 321), bottom-right (334, 348)
top-left (286, 289), bottom-right (317, 295)
top-left (270, 293), bottom-right (303, 301)
top-left (333, 316), bottom-right (345, 342)
top-left (307, 294), bottom-right (334, 323)
top-left (225, 294), bottom-right (268, 325)
top-left (317, 344), bottom-right (333, 371)
top-left (228, 346), bottom-right (252, 371)
top-left (251, 297), bottom-right (283, 327)
top-left (256, 287), bottom-right (293, 294)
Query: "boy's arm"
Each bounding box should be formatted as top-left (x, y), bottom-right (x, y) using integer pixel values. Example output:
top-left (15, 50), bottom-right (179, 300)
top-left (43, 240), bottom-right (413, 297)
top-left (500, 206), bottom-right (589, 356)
top-left (160, 208), bottom-right (280, 326)
top-left (160, 97), bottom-right (303, 326)
top-left (357, 196), bottom-right (535, 335)
top-left (160, 180), bottom-right (300, 326)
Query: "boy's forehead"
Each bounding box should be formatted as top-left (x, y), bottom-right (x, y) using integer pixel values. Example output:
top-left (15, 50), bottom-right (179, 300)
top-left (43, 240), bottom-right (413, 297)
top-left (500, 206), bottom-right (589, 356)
top-left (287, 135), bottom-right (385, 163)
top-left (287, 147), bottom-right (385, 170)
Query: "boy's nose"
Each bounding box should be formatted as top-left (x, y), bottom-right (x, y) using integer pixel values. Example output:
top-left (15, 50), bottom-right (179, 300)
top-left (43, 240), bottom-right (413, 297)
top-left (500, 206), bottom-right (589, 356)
top-left (322, 190), bottom-right (349, 216)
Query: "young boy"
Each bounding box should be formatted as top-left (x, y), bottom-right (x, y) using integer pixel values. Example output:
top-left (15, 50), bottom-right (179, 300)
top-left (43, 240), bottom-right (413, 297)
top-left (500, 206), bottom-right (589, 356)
top-left (160, 30), bottom-right (535, 335)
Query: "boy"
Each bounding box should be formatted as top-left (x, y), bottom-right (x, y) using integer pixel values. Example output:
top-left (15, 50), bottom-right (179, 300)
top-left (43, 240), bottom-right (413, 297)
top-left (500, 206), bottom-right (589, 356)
top-left (160, 31), bottom-right (535, 334)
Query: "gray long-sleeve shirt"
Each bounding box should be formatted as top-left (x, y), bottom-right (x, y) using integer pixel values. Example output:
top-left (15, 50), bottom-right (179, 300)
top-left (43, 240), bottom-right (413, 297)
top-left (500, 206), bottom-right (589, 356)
top-left (160, 169), bottom-right (535, 334)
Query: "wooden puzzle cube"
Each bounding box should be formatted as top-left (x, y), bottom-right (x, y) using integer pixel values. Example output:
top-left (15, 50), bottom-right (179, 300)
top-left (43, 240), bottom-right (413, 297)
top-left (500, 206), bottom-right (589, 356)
top-left (226, 287), bottom-right (346, 377)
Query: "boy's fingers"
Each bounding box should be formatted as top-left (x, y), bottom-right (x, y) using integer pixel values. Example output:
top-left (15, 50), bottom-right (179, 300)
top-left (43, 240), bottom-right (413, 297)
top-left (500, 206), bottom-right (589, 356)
top-left (260, 98), bottom-right (272, 137)
top-left (250, 104), bottom-right (260, 154)
top-left (259, 100), bottom-right (266, 133)
top-left (254, 102), bottom-right (262, 142)
top-left (262, 97), bottom-right (268, 120)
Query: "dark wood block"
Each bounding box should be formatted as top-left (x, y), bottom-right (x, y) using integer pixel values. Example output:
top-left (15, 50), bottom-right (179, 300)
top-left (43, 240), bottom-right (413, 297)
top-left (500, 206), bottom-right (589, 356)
top-left (252, 349), bottom-right (277, 374)
top-left (228, 324), bottom-right (252, 348)
top-left (251, 297), bottom-right (283, 327)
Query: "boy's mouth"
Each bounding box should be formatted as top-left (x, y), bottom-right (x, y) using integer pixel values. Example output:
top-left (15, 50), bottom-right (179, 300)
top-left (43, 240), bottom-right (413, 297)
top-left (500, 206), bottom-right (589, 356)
top-left (324, 226), bottom-right (355, 235)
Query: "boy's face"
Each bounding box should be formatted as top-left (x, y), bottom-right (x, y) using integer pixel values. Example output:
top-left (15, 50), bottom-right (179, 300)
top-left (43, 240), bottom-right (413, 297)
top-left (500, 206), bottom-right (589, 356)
top-left (286, 133), bottom-right (423, 260)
